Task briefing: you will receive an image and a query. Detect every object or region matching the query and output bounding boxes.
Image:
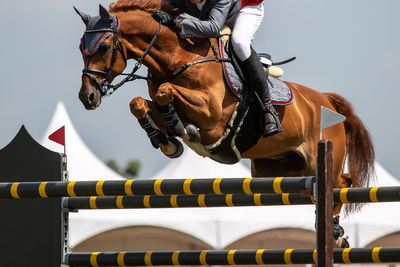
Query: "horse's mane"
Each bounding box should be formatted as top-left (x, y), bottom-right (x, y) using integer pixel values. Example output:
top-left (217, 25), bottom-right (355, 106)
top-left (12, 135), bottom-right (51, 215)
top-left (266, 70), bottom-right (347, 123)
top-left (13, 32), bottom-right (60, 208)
top-left (110, 0), bottom-right (162, 12)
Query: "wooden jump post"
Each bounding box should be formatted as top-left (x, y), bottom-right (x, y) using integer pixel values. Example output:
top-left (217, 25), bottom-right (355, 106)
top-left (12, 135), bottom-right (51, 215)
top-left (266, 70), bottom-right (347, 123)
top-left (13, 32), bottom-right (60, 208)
top-left (316, 139), bottom-right (334, 267)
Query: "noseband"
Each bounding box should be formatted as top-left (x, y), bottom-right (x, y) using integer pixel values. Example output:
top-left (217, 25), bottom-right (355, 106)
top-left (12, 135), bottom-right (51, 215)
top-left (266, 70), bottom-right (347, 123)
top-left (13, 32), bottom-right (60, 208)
top-left (81, 21), bottom-right (162, 96)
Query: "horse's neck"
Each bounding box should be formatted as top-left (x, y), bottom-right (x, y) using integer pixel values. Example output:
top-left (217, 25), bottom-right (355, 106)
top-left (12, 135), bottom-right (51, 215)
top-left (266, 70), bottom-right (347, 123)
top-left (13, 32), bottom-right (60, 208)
top-left (118, 11), bottom-right (210, 80)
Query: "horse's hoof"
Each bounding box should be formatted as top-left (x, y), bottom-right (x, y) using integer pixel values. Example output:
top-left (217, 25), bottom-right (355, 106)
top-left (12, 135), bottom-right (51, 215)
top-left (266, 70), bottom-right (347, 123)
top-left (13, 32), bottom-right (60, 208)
top-left (333, 224), bottom-right (345, 239)
top-left (149, 130), bottom-right (169, 149)
top-left (184, 123), bottom-right (200, 143)
top-left (167, 120), bottom-right (185, 137)
top-left (338, 226), bottom-right (345, 237)
top-left (333, 216), bottom-right (345, 239)
top-left (158, 103), bottom-right (185, 137)
top-left (164, 137), bottom-right (184, 158)
top-left (335, 236), bottom-right (350, 248)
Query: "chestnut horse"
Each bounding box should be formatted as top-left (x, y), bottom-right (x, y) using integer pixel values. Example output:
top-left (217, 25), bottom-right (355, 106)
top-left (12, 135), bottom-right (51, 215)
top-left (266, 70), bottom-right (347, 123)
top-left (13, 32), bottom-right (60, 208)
top-left (76, 1), bottom-right (374, 246)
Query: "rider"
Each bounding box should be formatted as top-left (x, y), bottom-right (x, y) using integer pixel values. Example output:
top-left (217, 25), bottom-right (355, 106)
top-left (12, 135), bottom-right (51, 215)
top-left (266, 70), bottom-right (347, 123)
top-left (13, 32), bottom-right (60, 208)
top-left (153, 0), bottom-right (282, 137)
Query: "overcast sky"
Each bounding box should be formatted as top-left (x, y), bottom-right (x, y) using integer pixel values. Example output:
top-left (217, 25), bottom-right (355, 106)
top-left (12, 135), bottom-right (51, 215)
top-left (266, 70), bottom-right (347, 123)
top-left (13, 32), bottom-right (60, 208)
top-left (1, 0), bottom-right (399, 180)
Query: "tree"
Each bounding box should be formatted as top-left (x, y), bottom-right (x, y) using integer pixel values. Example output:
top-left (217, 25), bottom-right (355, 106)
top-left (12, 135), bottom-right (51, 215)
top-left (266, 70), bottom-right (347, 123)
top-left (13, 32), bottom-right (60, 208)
top-left (106, 159), bottom-right (122, 176)
top-left (105, 158), bottom-right (142, 178)
top-left (124, 159), bottom-right (142, 178)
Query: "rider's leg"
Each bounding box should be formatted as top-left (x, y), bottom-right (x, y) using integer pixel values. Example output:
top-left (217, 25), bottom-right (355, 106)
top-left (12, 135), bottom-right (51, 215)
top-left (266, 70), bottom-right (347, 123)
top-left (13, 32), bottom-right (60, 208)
top-left (231, 3), bottom-right (282, 137)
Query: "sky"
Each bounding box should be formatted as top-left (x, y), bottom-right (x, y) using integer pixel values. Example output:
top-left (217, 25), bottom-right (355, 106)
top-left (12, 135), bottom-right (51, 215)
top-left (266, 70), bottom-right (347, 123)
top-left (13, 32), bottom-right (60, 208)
top-left (1, 0), bottom-right (400, 180)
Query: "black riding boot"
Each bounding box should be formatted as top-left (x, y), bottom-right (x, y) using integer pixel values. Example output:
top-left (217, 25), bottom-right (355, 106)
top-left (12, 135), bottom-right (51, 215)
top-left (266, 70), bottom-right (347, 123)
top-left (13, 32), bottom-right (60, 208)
top-left (242, 49), bottom-right (282, 137)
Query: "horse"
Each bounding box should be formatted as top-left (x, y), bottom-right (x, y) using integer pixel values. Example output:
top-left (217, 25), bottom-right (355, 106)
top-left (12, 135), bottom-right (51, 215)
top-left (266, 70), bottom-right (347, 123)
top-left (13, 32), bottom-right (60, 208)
top-left (75, 0), bottom-right (375, 247)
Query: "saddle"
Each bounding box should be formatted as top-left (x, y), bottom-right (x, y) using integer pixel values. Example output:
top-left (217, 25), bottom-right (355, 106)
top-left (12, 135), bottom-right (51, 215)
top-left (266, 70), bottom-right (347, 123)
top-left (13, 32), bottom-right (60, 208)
top-left (198, 32), bottom-right (295, 164)
top-left (218, 28), bottom-right (294, 104)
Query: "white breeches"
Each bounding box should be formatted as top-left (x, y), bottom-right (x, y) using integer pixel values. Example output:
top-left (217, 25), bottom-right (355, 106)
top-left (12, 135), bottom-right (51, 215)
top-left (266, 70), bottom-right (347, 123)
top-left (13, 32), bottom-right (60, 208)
top-left (231, 3), bottom-right (264, 61)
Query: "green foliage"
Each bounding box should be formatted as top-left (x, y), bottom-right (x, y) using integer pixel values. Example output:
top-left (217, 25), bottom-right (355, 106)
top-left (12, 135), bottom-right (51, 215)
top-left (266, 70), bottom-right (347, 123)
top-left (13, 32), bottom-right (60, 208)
top-left (124, 159), bottom-right (142, 178)
top-left (105, 158), bottom-right (142, 178)
top-left (106, 159), bottom-right (122, 176)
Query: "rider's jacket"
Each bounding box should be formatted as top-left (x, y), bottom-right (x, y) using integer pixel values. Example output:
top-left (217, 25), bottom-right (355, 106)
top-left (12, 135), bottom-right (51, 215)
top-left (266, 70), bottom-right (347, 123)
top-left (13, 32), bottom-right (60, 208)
top-left (241, 0), bottom-right (263, 7)
top-left (164, 0), bottom-right (241, 38)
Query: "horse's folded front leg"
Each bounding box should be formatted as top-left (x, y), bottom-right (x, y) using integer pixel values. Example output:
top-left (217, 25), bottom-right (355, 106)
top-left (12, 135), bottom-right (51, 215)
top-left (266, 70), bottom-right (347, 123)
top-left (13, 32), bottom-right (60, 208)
top-left (157, 103), bottom-right (201, 143)
top-left (137, 113), bottom-right (168, 149)
top-left (155, 83), bottom-right (201, 143)
top-left (130, 96), bottom-right (183, 158)
top-left (158, 103), bottom-right (185, 137)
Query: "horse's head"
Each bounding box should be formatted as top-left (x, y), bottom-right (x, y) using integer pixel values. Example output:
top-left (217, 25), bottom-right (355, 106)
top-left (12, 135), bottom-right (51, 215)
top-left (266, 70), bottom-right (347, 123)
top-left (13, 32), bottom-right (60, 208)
top-left (75, 5), bottom-right (127, 110)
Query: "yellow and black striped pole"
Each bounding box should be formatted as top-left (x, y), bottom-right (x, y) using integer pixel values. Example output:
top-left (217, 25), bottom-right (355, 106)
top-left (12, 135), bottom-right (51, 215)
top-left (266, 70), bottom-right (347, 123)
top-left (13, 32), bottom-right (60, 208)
top-left (65, 193), bottom-right (313, 209)
top-left (0, 177), bottom-right (315, 199)
top-left (65, 186), bottom-right (400, 210)
top-left (65, 247), bottom-right (400, 266)
top-left (334, 186), bottom-right (400, 204)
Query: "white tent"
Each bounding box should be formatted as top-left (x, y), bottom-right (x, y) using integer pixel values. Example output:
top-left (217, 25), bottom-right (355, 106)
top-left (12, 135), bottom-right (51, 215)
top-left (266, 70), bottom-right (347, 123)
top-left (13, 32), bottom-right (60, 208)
top-left (41, 102), bottom-right (400, 249)
top-left (40, 102), bottom-right (124, 181)
top-left (152, 144), bottom-right (251, 179)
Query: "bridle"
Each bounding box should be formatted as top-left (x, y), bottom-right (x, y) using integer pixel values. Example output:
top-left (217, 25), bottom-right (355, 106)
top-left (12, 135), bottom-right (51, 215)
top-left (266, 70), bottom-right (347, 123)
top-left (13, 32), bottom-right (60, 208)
top-left (81, 20), bottom-right (162, 96)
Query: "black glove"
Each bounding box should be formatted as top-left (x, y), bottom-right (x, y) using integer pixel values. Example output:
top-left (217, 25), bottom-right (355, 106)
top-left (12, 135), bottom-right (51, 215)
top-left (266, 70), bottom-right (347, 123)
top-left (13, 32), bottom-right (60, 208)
top-left (152, 10), bottom-right (175, 25)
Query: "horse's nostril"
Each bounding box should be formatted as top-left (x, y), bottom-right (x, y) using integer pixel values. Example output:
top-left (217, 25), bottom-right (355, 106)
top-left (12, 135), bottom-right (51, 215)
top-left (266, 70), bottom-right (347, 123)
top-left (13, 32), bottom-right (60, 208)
top-left (89, 93), bottom-right (95, 102)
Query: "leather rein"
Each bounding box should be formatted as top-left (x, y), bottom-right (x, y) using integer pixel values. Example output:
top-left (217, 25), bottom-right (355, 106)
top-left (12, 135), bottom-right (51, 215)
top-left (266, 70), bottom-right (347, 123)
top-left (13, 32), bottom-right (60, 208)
top-left (81, 17), bottom-right (296, 98)
top-left (81, 21), bottom-right (162, 97)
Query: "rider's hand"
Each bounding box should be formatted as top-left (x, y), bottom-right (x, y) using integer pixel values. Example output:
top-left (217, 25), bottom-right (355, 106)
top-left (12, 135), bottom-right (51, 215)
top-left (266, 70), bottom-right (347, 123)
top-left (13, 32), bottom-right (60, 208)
top-left (174, 17), bottom-right (183, 29)
top-left (152, 10), bottom-right (175, 26)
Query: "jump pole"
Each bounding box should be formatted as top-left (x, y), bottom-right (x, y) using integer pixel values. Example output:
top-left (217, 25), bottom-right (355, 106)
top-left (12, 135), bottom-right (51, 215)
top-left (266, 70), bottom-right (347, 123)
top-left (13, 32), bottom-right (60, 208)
top-left (0, 176), bottom-right (316, 199)
top-left (64, 186), bottom-right (400, 210)
top-left (66, 247), bottom-right (400, 266)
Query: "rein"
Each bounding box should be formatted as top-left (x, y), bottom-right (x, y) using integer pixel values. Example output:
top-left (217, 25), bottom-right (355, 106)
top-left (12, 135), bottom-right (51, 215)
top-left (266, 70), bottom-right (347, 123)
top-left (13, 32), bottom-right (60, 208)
top-left (82, 16), bottom-right (295, 97)
top-left (173, 41), bottom-right (230, 76)
top-left (82, 21), bottom-right (162, 96)
top-left (172, 40), bottom-right (296, 77)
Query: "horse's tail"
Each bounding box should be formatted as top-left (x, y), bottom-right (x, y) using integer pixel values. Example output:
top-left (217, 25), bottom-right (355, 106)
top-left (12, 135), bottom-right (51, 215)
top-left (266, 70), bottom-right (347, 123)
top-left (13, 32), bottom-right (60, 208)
top-left (325, 93), bottom-right (375, 213)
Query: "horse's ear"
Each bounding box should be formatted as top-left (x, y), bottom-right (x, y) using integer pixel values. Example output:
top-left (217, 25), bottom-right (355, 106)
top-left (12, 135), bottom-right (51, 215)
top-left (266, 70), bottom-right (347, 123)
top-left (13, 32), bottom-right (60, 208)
top-left (73, 6), bottom-right (90, 26)
top-left (99, 4), bottom-right (113, 23)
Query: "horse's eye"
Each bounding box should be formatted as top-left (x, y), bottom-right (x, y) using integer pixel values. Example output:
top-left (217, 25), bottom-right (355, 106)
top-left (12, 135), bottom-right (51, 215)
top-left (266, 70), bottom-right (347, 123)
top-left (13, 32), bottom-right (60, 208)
top-left (98, 43), bottom-right (111, 53)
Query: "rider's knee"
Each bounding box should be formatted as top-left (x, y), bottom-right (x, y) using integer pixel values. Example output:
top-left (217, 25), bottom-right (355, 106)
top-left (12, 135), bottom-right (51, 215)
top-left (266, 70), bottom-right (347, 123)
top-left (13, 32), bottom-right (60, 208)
top-left (231, 33), bottom-right (251, 61)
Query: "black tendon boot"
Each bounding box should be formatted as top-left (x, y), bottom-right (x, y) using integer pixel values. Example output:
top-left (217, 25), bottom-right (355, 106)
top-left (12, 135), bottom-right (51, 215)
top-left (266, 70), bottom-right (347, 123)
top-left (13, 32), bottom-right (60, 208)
top-left (242, 49), bottom-right (282, 137)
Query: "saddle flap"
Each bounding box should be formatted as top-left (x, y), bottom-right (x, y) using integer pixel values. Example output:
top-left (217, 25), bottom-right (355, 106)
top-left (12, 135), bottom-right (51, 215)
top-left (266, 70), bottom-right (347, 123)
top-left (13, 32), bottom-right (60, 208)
top-left (218, 37), bottom-right (294, 105)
